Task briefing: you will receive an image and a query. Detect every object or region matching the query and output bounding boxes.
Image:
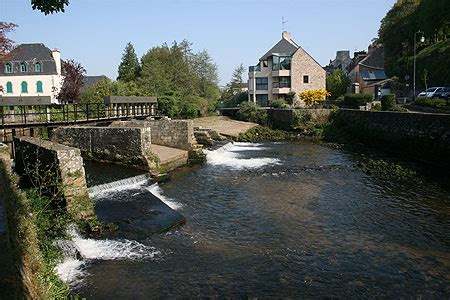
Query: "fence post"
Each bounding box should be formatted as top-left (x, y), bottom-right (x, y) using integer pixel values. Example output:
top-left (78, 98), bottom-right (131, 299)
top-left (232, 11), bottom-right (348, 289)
top-left (86, 104), bottom-right (89, 120)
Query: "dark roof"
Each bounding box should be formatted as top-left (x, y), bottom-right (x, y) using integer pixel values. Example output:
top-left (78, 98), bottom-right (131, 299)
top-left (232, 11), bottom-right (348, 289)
top-left (346, 53), bottom-right (368, 73)
top-left (360, 69), bottom-right (387, 81)
top-left (0, 43), bottom-right (58, 76)
top-left (260, 38), bottom-right (299, 60)
top-left (83, 75), bottom-right (109, 87)
top-left (359, 45), bottom-right (384, 69)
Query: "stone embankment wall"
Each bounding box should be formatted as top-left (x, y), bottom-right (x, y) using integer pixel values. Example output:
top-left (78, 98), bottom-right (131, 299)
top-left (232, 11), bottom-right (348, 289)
top-left (111, 119), bottom-right (194, 150)
top-left (334, 109), bottom-right (450, 168)
top-left (14, 136), bottom-right (94, 219)
top-left (52, 126), bottom-right (153, 169)
top-left (269, 108), bottom-right (332, 130)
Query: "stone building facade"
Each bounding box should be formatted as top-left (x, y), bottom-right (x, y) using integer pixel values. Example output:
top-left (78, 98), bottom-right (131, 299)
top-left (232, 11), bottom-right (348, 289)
top-left (248, 32), bottom-right (326, 106)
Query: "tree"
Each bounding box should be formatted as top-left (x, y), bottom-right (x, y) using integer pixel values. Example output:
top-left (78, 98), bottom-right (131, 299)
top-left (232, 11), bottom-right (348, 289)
top-left (117, 42), bottom-right (140, 82)
top-left (58, 60), bottom-right (86, 103)
top-left (0, 22), bottom-right (17, 64)
top-left (231, 63), bottom-right (245, 87)
top-left (31, 0), bottom-right (70, 14)
top-left (326, 69), bottom-right (351, 99)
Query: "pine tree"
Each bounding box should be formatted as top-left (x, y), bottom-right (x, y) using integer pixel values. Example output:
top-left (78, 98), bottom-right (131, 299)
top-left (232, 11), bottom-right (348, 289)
top-left (117, 42), bottom-right (140, 82)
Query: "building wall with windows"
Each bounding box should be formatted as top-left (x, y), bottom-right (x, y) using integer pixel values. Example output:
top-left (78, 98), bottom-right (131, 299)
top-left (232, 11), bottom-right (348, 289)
top-left (0, 44), bottom-right (64, 104)
top-left (248, 32), bottom-right (325, 106)
top-left (291, 47), bottom-right (326, 95)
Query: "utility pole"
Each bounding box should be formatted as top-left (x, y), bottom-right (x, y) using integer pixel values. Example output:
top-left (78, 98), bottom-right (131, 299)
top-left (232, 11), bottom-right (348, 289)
top-left (413, 31), bottom-right (424, 100)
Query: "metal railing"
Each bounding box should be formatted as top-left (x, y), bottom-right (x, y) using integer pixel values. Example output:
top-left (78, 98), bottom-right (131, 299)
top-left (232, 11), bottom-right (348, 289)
top-left (0, 102), bottom-right (158, 144)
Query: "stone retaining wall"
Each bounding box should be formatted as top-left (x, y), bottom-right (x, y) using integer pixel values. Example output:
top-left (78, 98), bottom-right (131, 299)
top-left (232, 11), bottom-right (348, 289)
top-left (51, 126), bottom-right (152, 169)
top-left (14, 137), bottom-right (93, 219)
top-left (334, 109), bottom-right (450, 168)
top-left (269, 108), bottom-right (332, 130)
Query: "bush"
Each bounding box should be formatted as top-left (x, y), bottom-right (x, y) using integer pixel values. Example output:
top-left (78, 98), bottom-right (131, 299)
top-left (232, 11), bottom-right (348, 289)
top-left (381, 94), bottom-right (396, 111)
top-left (371, 103), bottom-right (382, 111)
top-left (298, 89), bottom-right (331, 106)
top-left (414, 97), bottom-right (449, 110)
top-left (286, 92), bottom-right (296, 105)
top-left (269, 100), bottom-right (289, 108)
top-left (237, 102), bottom-right (267, 125)
top-left (344, 93), bottom-right (373, 108)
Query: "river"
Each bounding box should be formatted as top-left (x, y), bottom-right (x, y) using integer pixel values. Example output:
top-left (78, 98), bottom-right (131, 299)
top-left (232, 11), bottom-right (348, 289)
top-left (61, 141), bottom-right (450, 298)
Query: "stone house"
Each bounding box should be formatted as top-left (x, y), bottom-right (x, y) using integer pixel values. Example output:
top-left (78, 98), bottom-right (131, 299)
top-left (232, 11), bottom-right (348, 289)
top-left (248, 31), bottom-right (326, 106)
top-left (0, 43), bottom-right (64, 105)
top-left (324, 50), bottom-right (352, 74)
top-left (347, 44), bottom-right (389, 98)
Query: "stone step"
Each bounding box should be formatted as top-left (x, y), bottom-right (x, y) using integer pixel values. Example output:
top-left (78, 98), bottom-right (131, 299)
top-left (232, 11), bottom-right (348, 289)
top-left (148, 144), bottom-right (189, 172)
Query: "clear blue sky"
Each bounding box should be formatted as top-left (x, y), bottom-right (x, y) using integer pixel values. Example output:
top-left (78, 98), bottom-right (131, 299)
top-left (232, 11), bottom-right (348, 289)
top-left (1, 0), bottom-right (396, 85)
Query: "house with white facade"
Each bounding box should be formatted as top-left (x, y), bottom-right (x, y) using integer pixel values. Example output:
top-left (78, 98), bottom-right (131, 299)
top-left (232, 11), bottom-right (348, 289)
top-left (248, 32), bottom-right (326, 106)
top-left (0, 43), bottom-right (64, 105)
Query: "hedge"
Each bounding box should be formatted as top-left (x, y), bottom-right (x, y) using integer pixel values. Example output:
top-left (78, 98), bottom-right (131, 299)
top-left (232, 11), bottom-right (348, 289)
top-left (344, 93), bottom-right (373, 109)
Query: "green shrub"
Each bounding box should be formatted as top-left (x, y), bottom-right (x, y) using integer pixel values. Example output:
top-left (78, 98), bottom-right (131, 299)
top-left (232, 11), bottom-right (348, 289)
top-left (237, 102), bottom-right (267, 125)
top-left (371, 103), bottom-right (382, 111)
top-left (381, 94), bottom-right (396, 111)
top-left (344, 93), bottom-right (373, 108)
top-left (286, 92), bottom-right (296, 105)
top-left (269, 100), bottom-right (289, 108)
top-left (414, 97), bottom-right (449, 110)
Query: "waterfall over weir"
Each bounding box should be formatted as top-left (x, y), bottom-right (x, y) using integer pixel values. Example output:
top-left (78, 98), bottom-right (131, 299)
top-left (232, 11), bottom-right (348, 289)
top-left (88, 174), bottom-right (151, 198)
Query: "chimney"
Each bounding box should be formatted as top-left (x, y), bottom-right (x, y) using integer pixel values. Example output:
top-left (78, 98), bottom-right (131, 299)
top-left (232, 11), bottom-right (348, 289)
top-left (52, 48), bottom-right (61, 75)
top-left (282, 31), bottom-right (292, 41)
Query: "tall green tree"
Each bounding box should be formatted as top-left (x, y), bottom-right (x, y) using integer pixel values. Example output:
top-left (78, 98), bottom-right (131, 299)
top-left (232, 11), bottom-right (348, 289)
top-left (326, 69), bottom-right (351, 99)
top-left (117, 42), bottom-right (140, 82)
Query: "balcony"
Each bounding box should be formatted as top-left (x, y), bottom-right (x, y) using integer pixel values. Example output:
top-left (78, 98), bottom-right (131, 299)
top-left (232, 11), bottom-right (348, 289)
top-left (272, 82), bottom-right (291, 94)
top-left (272, 69), bottom-right (290, 77)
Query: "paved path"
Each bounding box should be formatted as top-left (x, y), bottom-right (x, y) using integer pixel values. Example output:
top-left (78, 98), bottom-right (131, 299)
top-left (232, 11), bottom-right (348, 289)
top-left (194, 116), bottom-right (257, 138)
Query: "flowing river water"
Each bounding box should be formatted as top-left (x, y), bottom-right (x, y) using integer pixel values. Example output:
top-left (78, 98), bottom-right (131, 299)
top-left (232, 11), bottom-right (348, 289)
top-left (59, 141), bottom-right (449, 298)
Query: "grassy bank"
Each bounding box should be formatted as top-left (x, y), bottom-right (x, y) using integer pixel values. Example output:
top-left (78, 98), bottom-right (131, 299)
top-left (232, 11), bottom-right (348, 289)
top-left (0, 160), bottom-right (70, 298)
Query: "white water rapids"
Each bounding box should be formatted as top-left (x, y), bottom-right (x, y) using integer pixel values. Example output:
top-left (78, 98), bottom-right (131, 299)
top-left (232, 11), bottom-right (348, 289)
top-left (56, 142), bottom-right (275, 286)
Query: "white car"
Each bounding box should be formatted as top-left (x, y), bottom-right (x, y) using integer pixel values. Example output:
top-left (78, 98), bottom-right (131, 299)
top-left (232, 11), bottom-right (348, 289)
top-left (417, 87), bottom-right (446, 98)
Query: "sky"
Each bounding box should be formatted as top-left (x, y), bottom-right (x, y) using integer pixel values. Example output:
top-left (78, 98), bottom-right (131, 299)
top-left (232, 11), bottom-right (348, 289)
top-left (1, 0), bottom-right (396, 85)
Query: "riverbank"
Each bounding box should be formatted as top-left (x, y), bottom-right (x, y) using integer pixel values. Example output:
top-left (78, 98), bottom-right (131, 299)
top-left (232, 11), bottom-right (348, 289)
top-left (194, 116), bottom-right (258, 139)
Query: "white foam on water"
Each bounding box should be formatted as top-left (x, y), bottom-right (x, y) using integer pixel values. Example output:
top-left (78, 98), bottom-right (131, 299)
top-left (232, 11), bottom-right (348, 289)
top-left (147, 183), bottom-right (183, 210)
top-left (56, 225), bottom-right (160, 285)
top-left (88, 174), bottom-right (150, 198)
top-left (204, 142), bottom-right (280, 169)
top-left (55, 258), bottom-right (85, 285)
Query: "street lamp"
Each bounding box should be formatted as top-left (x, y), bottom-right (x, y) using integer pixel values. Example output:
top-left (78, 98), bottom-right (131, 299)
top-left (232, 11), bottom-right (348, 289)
top-left (413, 31), bottom-right (425, 100)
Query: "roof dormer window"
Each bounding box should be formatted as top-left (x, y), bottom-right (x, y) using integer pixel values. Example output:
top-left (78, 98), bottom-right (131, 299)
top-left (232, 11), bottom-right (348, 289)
top-left (34, 62), bottom-right (42, 72)
top-left (4, 63), bottom-right (12, 73)
top-left (20, 63), bottom-right (28, 72)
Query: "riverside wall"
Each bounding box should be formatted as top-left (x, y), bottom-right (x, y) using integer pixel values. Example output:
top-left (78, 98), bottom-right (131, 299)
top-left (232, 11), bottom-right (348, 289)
top-left (14, 137), bottom-right (94, 219)
top-left (269, 108), bottom-right (332, 130)
top-left (333, 109), bottom-right (450, 168)
top-left (51, 126), bottom-right (153, 169)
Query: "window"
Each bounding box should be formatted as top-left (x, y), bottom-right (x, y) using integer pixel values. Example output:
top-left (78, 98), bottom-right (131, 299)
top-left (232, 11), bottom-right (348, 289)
top-left (6, 82), bottom-right (13, 93)
top-left (272, 56), bottom-right (291, 71)
top-left (36, 81), bottom-right (43, 93)
top-left (256, 94), bottom-right (268, 107)
top-left (279, 77), bottom-right (291, 88)
top-left (35, 63), bottom-right (42, 72)
top-left (4, 63), bottom-right (12, 73)
top-left (20, 63), bottom-right (28, 72)
top-left (303, 75), bottom-right (309, 83)
top-left (262, 60), bottom-right (268, 67)
top-left (21, 81), bottom-right (28, 93)
top-left (256, 77), bottom-right (268, 90)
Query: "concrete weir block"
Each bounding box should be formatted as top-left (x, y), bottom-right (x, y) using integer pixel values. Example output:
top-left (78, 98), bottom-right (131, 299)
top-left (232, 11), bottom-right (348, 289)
top-left (13, 137), bottom-right (93, 219)
top-left (51, 126), bottom-right (154, 170)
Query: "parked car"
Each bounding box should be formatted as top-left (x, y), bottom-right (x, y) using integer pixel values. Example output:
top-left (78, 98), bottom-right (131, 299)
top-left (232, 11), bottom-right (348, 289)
top-left (417, 87), bottom-right (446, 98)
top-left (432, 87), bottom-right (450, 100)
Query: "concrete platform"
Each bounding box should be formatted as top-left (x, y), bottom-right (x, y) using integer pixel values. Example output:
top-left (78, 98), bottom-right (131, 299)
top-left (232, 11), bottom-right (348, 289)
top-left (149, 144), bottom-right (188, 171)
top-left (194, 116), bottom-right (257, 138)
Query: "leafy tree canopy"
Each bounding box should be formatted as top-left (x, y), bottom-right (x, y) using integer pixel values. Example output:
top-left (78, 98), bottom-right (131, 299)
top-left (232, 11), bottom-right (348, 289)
top-left (31, 0), bottom-right (70, 14)
top-left (117, 42), bottom-right (140, 82)
top-left (326, 69), bottom-right (351, 99)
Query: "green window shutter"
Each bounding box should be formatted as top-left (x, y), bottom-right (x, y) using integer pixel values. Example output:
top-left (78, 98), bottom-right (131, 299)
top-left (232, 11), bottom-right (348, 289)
top-left (21, 81), bottom-right (28, 93)
top-left (36, 81), bottom-right (43, 93)
top-left (6, 82), bottom-right (13, 93)
top-left (5, 64), bottom-right (12, 73)
top-left (20, 63), bottom-right (28, 72)
top-left (35, 63), bottom-right (41, 72)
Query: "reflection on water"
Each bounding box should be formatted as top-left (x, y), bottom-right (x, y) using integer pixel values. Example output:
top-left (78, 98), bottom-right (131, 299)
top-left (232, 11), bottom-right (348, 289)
top-left (76, 141), bottom-right (450, 298)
